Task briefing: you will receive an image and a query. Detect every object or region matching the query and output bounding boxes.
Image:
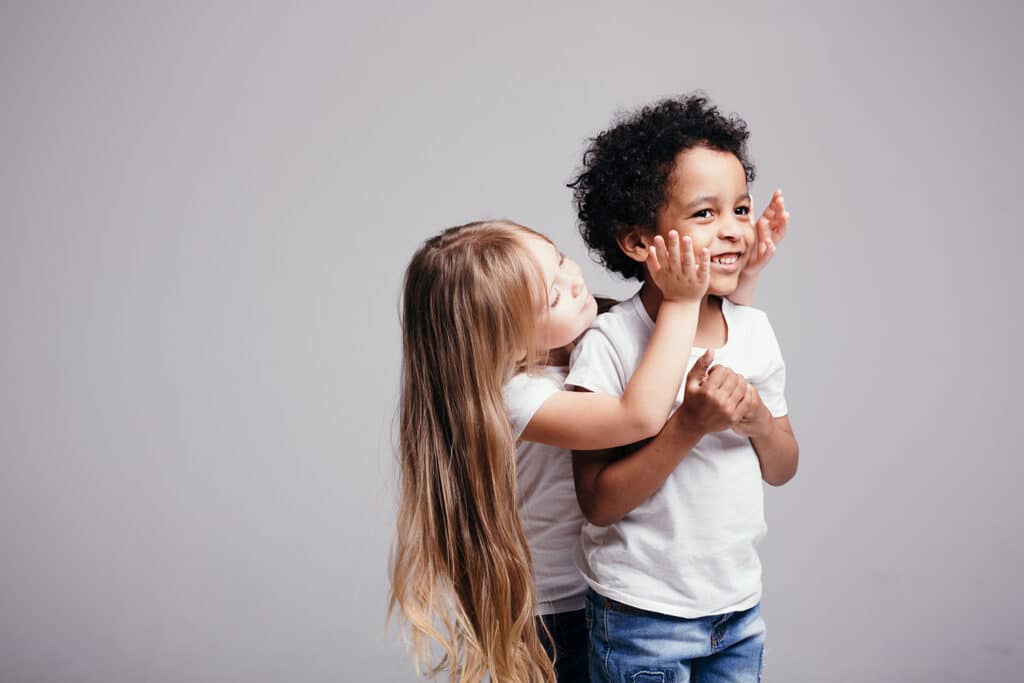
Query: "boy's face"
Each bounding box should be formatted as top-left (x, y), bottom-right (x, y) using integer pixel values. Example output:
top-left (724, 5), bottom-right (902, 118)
top-left (652, 146), bottom-right (755, 296)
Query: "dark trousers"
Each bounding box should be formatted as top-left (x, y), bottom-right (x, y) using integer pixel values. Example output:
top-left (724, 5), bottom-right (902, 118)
top-left (538, 609), bottom-right (590, 683)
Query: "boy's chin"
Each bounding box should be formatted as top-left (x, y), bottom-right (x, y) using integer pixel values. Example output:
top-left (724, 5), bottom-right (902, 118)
top-left (708, 274), bottom-right (742, 297)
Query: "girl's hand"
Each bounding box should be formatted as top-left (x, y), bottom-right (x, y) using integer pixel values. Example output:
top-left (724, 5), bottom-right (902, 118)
top-left (743, 189), bottom-right (789, 276)
top-left (647, 230), bottom-right (710, 303)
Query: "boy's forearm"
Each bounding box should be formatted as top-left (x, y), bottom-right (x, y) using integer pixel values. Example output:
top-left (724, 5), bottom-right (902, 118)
top-left (575, 412), bottom-right (705, 526)
top-left (749, 420), bottom-right (799, 486)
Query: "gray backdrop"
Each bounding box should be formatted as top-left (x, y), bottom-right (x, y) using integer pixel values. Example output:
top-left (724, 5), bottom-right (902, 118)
top-left (3, 2), bottom-right (1022, 682)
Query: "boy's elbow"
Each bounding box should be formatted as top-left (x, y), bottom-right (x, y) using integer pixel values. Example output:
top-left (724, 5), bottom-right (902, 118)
top-left (764, 445), bottom-right (799, 487)
top-left (578, 494), bottom-right (622, 528)
top-left (582, 506), bottom-right (620, 527)
top-left (764, 468), bottom-right (796, 487)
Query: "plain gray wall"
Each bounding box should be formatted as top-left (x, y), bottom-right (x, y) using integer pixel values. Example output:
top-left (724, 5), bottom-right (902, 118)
top-left (2, 2), bottom-right (1022, 681)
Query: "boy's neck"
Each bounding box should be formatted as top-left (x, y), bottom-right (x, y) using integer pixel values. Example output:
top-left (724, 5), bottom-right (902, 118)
top-left (546, 345), bottom-right (572, 367)
top-left (639, 281), bottom-right (726, 348)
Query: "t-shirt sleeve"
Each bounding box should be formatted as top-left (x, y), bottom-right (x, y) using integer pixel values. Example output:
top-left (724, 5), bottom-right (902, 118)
top-left (565, 328), bottom-right (627, 397)
top-left (502, 373), bottom-right (562, 440)
top-left (755, 313), bottom-right (788, 418)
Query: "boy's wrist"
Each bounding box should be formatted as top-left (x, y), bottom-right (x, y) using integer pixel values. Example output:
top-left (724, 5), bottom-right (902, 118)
top-left (745, 407), bottom-right (774, 439)
top-left (667, 409), bottom-right (708, 442)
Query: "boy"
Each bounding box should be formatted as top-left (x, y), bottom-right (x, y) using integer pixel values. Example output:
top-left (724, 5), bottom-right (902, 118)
top-left (566, 94), bottom-right (799, 681)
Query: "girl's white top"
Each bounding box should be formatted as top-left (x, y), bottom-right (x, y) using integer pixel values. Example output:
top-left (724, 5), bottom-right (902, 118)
top-left (503, 366), bottom-right (587, 615)
top-left (565, 294), bottom-right (788, 618)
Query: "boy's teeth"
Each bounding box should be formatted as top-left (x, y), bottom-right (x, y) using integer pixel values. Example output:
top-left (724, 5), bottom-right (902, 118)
top-left (712, 254), bottom-right (738, 264)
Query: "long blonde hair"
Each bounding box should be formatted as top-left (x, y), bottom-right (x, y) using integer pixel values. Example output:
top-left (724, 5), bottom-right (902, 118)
top-left (390, 220), bottom-right (557, 682)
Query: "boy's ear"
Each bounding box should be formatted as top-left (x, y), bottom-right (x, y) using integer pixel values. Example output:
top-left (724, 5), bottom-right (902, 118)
top-left (616, 228), bottom-right (655, 263)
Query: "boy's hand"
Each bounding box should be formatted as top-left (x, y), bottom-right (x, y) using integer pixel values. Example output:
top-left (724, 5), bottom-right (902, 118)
top-left (732, 384), bottom-right (773, 438)
top-left (675, 351), bottom-right (749, 435)
top-left (743, 189), bottom-right (789, 276)
top-left (647, 230), bottom-right (710, 303)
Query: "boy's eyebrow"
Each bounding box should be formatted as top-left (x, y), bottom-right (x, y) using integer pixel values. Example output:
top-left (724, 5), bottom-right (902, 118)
top-left (682, 192), bottom-right (751, 211)
top-left (682, 195), bottom-right (718, 211)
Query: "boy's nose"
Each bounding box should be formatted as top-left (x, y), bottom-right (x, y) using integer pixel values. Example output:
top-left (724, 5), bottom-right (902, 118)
top-left (718, 218), bottom-right (743, 241)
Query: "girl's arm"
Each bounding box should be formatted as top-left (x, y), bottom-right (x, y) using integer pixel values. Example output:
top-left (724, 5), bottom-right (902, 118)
top-left (572, 352), bottom-right (749, 526)
top-left (520, 232), bottom-right (709, 451)
top-left (728, 190), bottom-right (788, 306)
top-left (575, 358), bottom-right (799, 526)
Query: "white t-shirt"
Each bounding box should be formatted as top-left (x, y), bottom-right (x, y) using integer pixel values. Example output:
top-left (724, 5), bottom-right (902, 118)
top-left (502, 367), bottom-right (587, 615)
top-left (565, 294), bottom-right (788, 618)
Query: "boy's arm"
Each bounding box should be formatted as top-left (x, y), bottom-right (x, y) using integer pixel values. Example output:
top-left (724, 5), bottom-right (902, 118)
top-left (573, 354), bottom-right (752, 526)
top-left (728, 190), bottom-right (788, 306)
top-left (733, 313), bottom-right (798, 486)
top-left (734, 387), bottom-right (799, 486)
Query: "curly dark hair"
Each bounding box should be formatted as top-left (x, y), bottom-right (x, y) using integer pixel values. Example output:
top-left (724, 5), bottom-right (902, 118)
top-left (568, 94), bottom-right (756, 280)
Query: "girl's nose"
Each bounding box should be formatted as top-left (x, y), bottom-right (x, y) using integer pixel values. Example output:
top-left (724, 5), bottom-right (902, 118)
top-left (571, 273), bottom-right (584, 297)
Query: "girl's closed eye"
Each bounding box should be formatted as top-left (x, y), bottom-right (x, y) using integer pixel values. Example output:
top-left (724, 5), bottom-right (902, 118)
top-left (550, 288), bottom-right (561, 308)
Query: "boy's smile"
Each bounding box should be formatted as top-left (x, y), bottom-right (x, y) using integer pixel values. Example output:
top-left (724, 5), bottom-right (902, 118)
top-left (653, 145), bottom-right (755, 296)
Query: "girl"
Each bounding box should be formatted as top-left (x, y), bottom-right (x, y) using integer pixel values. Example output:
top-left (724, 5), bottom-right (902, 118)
top-left (390, 208), bottom-right (784, 681)
top-left (390, 219), bottom-right (707, 683)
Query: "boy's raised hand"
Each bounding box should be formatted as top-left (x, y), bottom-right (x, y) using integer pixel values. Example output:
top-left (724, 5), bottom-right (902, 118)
top-left (743, 189), bottom-right (789, 276)
top-left (646, 230), bottom-right (710, 303)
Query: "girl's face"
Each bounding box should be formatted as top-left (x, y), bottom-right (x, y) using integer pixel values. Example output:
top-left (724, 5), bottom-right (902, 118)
top-left (519, 234), bottom-right (598, 351)
top-left (654, 146), bottom-right (756, 296)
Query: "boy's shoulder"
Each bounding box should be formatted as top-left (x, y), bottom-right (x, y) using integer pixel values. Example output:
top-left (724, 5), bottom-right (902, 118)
top-left (587, 294), bottom-right (649, 340)
top-left (721, 299), bottom-right (784, 360)
top-left (570, 294), bottom-right (650, 372)
top-left (722, 298), bottom-right (771, 327)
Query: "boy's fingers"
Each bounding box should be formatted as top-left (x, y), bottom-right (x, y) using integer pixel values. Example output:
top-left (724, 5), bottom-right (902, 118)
top-left (700, 360), bottom-right (733, 387)
top-left (688, 349), bottom-right (714, 383)
top-left (700, 247), bottom-right (711, 281)
top-left (705, 365), bottom-right (732, 391)
top-left (736, 385), bottom-right (754, 416)
top-left (729, 379), bottom-right (748, 408)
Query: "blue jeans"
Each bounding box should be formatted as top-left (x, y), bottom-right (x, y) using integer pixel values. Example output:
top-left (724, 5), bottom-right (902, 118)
top-left (539, 609), bottom-right (590, 683)
top-left (584, 589), bottom-right (765, 682)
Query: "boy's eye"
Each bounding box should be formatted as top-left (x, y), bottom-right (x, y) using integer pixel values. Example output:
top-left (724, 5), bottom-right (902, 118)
top-left (735, 206), bottom-right (750, 216)
top-left (692, 209), bottom-right (712, 219)
top-left (550, 288), bottom-right (560, 308)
